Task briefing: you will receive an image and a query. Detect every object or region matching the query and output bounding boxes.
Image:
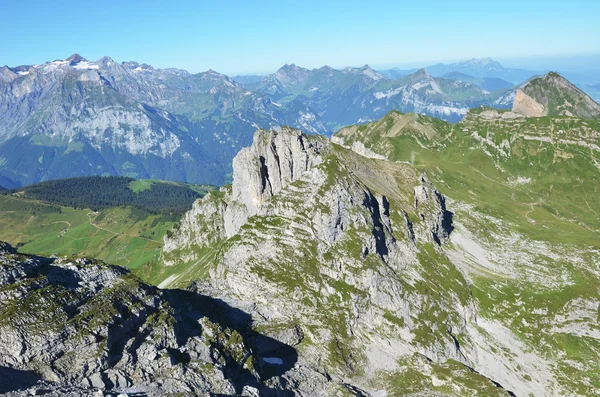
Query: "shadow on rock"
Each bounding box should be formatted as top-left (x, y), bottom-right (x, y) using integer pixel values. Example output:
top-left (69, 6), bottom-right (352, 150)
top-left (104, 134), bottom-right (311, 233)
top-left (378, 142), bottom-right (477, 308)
top-left (167, 290), bottom-right (299, 394)
top-left (0, 367), bottom-right (42, 393)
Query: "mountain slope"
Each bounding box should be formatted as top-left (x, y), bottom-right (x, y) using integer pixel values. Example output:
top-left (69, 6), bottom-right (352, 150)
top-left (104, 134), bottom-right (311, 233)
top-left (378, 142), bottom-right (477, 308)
top-left (332, 110), bottom-right (600, 394)
top-left (513, 72), bottom-right (600, 118)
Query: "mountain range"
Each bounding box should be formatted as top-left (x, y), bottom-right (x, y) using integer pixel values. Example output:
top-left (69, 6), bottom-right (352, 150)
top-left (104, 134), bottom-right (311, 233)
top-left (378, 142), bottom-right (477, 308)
top-left (240, 63), bottom-right (515, 129)
top-left (1, 70), bottom-right (598, 395)
top-left (2, 55), bottom-right (552, 189)
top-left (0, 54), bottom-right (326, 188)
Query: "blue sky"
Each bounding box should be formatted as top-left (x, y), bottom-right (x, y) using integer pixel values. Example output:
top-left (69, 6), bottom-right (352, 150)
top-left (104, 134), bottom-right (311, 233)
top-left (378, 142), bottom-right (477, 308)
top-left (1, 0), bottom-right (599, 74)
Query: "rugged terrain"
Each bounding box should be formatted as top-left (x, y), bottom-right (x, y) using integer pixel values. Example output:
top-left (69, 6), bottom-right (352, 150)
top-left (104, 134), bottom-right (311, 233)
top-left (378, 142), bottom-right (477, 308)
top-left (0, 242), bottom-right (357, 396)
top-left (159, 74), bottom-right (600, 396)
top-left (1, 72), bottom-right (599, 396)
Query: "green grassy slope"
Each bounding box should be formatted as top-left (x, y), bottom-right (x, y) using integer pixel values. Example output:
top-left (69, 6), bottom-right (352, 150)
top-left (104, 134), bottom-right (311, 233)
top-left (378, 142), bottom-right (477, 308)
top-left (0, 193), bottom-right (176, 280)
top-left (334, 109), bottom-right (600, 393)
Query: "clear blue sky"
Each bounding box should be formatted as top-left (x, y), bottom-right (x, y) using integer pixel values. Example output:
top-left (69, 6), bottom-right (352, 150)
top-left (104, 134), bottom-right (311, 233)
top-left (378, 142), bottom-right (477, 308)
top-left (1, 0), bottom-right (599, 74)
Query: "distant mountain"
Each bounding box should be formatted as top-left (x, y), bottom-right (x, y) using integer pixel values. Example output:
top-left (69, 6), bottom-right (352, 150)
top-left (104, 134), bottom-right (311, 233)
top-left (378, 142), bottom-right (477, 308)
top-left (378, 67), bottom-right (415, 79)
top-left (426, 58), bottom-right (537, 84)
top-left (0, 55), bottom-right (327, 188)
top-left (379, 58), bottom-right (538, 85)
top-left (579, 82), bottom-right (600, 103)
top-left (247, 64), bottom-right (511, 129)
top-left (513, 72), bottom-right (600, 118)
top-left (442, 71), bottom-right (514, 92)
top-left (230, 74), bottom-right (265, 85)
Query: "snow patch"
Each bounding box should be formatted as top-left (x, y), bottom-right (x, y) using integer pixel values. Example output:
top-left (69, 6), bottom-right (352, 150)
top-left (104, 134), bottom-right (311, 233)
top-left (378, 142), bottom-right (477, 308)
top-left (72, 61), bottom-right (99, 70)
top-left (374, 88), bottom-right (403, 100)
top-left (263, 357), bottom-right (283, 365)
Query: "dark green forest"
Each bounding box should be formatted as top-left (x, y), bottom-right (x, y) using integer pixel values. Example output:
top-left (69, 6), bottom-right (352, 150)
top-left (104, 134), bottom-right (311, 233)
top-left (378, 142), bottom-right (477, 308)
top-left (1, 176), bottom-right (212, 214)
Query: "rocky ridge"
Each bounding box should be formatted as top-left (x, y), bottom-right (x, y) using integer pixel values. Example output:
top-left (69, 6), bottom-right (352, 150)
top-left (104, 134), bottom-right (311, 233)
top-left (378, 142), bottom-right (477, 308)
top-left (161, 127), bottom-right (531, 396)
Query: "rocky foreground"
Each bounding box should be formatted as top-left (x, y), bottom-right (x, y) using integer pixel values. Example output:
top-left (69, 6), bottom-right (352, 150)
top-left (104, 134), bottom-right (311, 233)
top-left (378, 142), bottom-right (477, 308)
top-left (0, 242), bottom-right (332, 396)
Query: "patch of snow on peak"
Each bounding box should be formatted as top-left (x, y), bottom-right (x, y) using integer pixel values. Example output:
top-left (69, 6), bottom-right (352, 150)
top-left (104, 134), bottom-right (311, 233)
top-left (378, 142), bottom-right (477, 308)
top-left (374, 87), bottom-right (403, 100)
top-left (133, 66), bottom-right (150, 73)
top-left (40, 60), bottom-right (68, 73)
top-left (413, 79), bottom-right (443, 95)
top-left (72, 61), bottom-right (99, 70)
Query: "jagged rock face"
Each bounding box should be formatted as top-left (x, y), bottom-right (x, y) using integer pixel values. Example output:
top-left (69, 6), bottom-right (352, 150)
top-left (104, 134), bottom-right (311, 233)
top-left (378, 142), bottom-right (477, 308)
top-left (232, 127), bottom-right (327, 216)
top-left (0, 244), bottom-right (321, 396)
top-left (513, 72), bottom-right (600, 118)
top-left (163, 128), bottom-right (329, 263)
top-left (162, 128), bottom-right (497, 395)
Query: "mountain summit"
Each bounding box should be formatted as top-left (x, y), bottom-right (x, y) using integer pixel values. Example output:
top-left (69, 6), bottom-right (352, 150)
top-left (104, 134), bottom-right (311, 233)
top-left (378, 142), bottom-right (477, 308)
top-left (513, 71), bottom-right (600, 118)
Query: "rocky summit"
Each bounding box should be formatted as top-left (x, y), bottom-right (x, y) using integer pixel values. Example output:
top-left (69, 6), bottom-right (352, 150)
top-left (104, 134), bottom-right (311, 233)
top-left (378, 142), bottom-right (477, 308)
top-left (513, 72), bottom-right (600, 118)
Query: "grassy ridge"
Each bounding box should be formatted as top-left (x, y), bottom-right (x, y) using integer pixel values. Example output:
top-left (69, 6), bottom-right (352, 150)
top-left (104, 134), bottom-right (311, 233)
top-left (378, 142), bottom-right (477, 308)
top-left (334, 110), bottom-right (600, 392)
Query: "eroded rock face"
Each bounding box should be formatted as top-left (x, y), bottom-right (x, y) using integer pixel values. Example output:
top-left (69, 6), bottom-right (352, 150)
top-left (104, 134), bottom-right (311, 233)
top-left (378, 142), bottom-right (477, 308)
top-left (232, 127), bottom-right (328, 216)
top-left (512, 89), bottom-right (547, 117)
top-left (163, 128), bottom-right (330, 265)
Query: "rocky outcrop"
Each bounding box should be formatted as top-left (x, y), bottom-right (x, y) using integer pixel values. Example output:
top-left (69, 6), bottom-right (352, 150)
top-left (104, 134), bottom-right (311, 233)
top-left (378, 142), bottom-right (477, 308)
top-left (0, 243), bottom-right (319, 396)
top-left (163, 128), bottom-right (329, 264)
top-left (232, 127), bottom-right (327, 216)
top-left (162, 127), bottom-right (481, 395)
top-left (414, 176), bottom-right (454, 244)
